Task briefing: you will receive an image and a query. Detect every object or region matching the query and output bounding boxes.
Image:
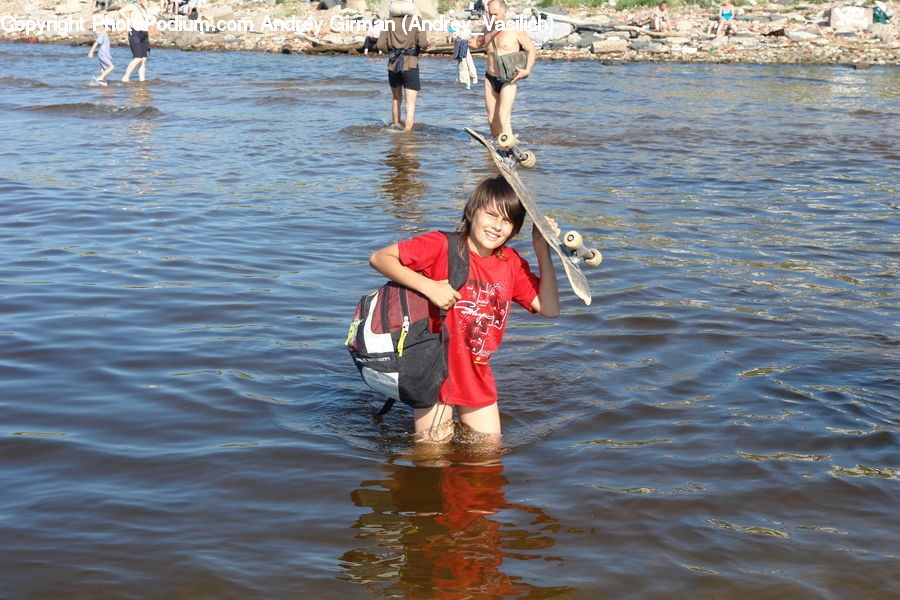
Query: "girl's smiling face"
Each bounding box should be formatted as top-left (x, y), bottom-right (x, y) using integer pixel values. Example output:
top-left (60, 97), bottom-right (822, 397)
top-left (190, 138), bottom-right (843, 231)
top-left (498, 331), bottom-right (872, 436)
top-left (468, 202), bottom-right (514, 257)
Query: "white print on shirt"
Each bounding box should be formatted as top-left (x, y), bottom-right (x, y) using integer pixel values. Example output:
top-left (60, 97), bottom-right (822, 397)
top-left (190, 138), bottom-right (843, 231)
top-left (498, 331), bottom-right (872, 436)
top-left (451, 279), bottom-right (510, 365)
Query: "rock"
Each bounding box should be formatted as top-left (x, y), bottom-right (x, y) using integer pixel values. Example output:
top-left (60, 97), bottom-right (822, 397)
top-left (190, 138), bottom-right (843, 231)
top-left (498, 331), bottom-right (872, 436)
top-left (591, 39), bottom-right (628, 53)
top-left (787, 30), bottom-right (818, 41)
top-left (415, 0), bottom-right (438, 20)
top-left (531, 20), bottom-right (573, 47)
top-left (574, 32), bottom-right (605, 48)
top-left (54, 0), bottom-right (81, 15)
top-left (829, 6), bottom-right (871, 30)
top-left (667, 36), bottom-right (691, 44)
top-left (681, 46), bottom-right (698, 54)
top-left (675, 20), bottom-right (692, 32)
top-left (318, 0), bottom-right (342, 10)
top-left (205, 4), bottom-right (235, 22)
top-left (346, 0), bottom-right (367, 11)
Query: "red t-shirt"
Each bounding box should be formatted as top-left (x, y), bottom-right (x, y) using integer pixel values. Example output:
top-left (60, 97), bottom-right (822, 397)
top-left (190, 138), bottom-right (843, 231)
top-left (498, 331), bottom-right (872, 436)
top-left (398, 231), bottom-right (540, 407)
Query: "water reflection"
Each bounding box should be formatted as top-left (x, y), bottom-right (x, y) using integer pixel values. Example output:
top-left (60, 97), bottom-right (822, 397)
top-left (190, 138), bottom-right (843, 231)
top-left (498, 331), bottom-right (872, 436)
top-left (380, 133), bottom-right (426, 223)
top-left (339, 448), bottom-right (569, 598)
top-left (115, 85), bottom-right (159, 197)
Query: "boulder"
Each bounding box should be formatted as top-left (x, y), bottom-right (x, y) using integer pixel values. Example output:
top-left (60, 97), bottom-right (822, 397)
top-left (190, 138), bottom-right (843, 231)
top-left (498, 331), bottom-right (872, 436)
top-left (787, 30), bottom-right (818, 40)
top-left (829, 6), bottom-right (871, 30)
top-left (530, 19), bottom-right (573, 47)
top-left (346, 0), bottom-right (367, 11)
top-left (574, 32), bottom-right (604, 48)
top-left (591, 38), bottom-right (628, 53)
top-left (54, 0), bottom-right (82, 15)
top-left (415, 0), bottom-right (438, 20)
top-left (205, 4), bottom-right (235, 22)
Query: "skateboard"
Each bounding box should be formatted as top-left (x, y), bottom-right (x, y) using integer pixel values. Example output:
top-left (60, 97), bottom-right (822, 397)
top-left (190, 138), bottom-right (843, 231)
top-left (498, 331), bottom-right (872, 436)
top-left (465, 127), bottom-right (601, 306)
top-left (496, 132), bottom-right (536, 168)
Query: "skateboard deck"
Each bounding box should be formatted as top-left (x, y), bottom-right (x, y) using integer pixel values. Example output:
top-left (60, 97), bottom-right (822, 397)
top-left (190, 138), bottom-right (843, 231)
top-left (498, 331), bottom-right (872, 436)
top-left (465, 127), bottom-right (592, 305)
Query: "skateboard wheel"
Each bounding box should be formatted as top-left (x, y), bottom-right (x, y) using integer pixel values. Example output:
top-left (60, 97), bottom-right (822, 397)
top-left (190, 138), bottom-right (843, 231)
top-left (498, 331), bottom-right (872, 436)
top-left (497, 132), bottom-right (516, 150)
top-left (584, 248), bottom-right (602, 267)
top-left (563, 231), bottom-right (583, 250)
top-left (520, 151), bottom-right (536, 168)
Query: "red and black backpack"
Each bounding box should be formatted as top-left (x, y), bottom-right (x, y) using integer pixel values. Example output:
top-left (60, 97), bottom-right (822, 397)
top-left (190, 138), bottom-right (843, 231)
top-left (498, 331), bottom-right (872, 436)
top-left (346, 232), bottom-right (468, 415)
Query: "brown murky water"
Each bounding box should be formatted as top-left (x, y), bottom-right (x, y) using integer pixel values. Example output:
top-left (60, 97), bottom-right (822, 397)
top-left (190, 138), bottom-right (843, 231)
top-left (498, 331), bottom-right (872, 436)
top-left (1, 43), bottom-right (898, 598)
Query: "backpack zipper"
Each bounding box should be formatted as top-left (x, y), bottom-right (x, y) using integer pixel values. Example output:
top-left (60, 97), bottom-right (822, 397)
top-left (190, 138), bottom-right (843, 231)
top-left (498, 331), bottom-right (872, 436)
top-left (397, 315), bottom-right (410, 356)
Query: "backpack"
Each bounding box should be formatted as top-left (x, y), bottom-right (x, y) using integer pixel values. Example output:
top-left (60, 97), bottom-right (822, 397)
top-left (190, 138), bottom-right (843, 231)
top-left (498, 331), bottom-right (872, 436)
top-left (346, 232), bottom-right (468, 415)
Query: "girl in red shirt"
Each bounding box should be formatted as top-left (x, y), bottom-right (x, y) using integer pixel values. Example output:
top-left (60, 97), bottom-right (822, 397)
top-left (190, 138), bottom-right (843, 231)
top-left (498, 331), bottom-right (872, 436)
top-left (369, 176), bottom-right (560, 440)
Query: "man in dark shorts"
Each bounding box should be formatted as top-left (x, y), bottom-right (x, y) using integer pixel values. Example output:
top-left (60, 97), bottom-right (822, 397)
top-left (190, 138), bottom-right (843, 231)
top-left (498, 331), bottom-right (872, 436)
top-left (120, 0), bottom-right (154, 82)
top-left (377, 2), bottom-right (431, 131)
top-left (468, 0), bottom-right (536, 139)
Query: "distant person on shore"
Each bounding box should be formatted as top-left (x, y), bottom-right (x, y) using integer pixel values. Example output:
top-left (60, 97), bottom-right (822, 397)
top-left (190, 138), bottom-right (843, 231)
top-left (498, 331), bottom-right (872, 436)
top-left (716, 0), bottom-right (738, 36)
top-left (87, 24), bottom-right (115, 86)
top-left (467, 0), bottom-right (536, 140)
top-left (651, 1), bottom-right (671, 32)
top-left (377, 1), bottom-right (431, 131)
top-left (119, 0), bottom-right (154, 82)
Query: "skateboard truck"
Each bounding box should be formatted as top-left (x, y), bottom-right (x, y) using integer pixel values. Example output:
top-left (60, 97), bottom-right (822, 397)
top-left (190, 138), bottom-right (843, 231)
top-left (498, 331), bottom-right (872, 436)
top-left (497, 132), bottom-right (536, 168)
top-left (562, 231), bottom-right (602, 267)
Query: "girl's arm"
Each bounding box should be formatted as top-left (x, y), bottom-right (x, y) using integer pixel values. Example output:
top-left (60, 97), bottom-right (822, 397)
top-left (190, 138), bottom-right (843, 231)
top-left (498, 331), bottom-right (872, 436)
top-left (530, 225), bottom-right (560, 318)
top-left (370, 244), bottom-right (461, 310)
top-left (88, 40), bottom-right (98, 57)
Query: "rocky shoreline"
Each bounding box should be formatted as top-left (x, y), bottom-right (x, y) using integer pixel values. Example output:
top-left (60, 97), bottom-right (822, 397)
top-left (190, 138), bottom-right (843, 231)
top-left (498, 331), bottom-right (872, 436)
top-left (1, 0), bottom-right (897, 66)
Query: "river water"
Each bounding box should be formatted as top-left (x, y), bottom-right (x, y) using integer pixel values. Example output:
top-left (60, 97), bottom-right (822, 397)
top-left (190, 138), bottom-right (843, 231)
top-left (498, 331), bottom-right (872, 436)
top-left (1, 41), bottom-right (898, 599)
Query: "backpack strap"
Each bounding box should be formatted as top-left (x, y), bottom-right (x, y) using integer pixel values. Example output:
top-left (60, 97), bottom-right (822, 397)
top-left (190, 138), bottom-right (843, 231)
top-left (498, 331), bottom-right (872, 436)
top-left (442, 231), bottom-right (469, 291)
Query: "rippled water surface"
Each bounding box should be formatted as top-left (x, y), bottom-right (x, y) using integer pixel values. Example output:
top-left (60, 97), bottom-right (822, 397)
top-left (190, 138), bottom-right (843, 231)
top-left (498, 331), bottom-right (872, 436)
top-left (1, 42), bottom-right (898, 599)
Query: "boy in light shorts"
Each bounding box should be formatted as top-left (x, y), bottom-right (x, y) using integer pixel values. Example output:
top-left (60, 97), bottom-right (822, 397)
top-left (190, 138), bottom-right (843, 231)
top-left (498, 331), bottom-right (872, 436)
top-left (87, 25), bottom-right (115, 86)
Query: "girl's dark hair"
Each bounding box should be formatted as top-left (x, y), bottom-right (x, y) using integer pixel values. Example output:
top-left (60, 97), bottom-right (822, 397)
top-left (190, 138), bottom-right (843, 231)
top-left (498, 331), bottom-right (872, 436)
top-left (456, 176), bottom-right (526, 262)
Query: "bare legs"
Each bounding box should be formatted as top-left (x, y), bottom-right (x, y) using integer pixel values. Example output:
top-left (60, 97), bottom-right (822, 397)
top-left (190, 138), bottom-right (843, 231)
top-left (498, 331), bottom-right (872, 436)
top-left (484, 78), bottom-right (518, 139)
top-left (97, 64), bottom-right (114, 82)
top-left (413, 401), bottom-right (501, 446)
top-left (121, 57), bottom-right (146, 82)
top-left (390, 85), bottom-right (418, 131)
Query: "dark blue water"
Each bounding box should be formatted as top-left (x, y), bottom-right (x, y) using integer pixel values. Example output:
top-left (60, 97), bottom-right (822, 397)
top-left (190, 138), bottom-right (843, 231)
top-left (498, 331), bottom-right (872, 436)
top-left (1, 42), bottom-right (898, 599)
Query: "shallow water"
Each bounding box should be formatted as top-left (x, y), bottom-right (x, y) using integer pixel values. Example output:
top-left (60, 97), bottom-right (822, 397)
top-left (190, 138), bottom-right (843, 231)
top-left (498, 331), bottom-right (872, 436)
top-left (1, 42), bottom-right (898, 599)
